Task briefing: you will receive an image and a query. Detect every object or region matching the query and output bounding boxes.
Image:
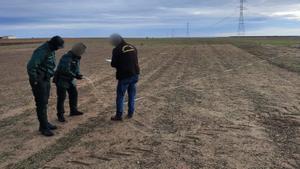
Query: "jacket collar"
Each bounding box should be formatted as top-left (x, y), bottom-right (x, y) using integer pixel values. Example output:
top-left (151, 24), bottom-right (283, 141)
top-left (69, 51), bottom-right (81, 60)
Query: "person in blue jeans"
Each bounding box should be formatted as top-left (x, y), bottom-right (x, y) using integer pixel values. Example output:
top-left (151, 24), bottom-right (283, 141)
top-left (110, 34), bottom-right (140, 121)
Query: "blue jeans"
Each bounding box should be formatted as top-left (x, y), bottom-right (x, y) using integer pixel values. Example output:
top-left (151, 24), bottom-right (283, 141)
top-left (116, 75), bottom-right (139, 117)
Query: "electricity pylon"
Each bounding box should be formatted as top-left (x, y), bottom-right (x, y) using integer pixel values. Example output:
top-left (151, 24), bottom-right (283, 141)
top-left (186, 22), bottom-right (190, 37)
top-left (238, 0), bottom-right (245, 36)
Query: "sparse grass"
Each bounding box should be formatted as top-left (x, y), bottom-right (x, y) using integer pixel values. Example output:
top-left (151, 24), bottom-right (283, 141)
top-left (1, 37), bottom-right (299, 47)
top-left (127, 37), bottom-right (300, 46)
top-left (129, 37), bottom-right (300, 73)
top-left (234, 42), bottom-right (300, 73)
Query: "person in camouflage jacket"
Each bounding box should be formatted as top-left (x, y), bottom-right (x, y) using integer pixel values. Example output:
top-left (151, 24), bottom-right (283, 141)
top-left (27, 36), bottom-right (64, 137)
top-left (54, 43), bottom-right (87, 122)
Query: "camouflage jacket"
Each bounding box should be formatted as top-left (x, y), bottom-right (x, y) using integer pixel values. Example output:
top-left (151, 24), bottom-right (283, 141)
top-left (27, 43), bottom-right (56, 82)
top-left (55, 51), bottom-right (81, 88)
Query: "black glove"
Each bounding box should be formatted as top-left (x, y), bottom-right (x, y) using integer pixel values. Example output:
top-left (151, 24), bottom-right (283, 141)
top-left (33, 80), bottom-right (38, 85)
top-left (75, 74), bottom-right (83, 80)
top-left (29, 76), bottom-right (39, 86)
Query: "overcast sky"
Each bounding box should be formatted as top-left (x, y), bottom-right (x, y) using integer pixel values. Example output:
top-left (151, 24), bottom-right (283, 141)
top-left (0, 0), bottom-right (300, 37)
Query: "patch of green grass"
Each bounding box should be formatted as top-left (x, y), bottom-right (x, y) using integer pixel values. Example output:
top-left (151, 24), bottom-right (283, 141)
top-left (228, 38), bottom-right (300, 46)
top-left (233, 42), bottom-right (300, 73)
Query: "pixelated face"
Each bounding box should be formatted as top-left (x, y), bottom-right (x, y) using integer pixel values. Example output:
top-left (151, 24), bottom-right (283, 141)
top-left (109, 34), bottom-right (122, 47)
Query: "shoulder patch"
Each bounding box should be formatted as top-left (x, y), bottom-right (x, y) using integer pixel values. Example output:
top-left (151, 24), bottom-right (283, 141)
top-left (122, 45), bottom-right (135, 53)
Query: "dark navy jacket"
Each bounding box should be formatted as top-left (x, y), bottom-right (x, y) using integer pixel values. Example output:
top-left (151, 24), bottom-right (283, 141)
top-left (111, 41), bottom-right (140, 80)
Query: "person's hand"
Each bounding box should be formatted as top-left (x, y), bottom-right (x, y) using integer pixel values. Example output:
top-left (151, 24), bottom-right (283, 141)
top-left (31, 77), bottom-right (38, 85)
top-left (76, 74), bottom-right (83, 80)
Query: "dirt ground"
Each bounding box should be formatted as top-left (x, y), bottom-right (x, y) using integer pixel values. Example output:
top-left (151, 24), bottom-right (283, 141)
top-left (0, 39), bottom-right (299, 169)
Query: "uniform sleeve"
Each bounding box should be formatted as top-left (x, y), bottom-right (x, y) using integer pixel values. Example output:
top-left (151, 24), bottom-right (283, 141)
top-left (111, 48), bottom-right (118, 68)
top-left (27, 49), bottom-right (46, 81)
top-left (58, 56), bottom-right (76, 77)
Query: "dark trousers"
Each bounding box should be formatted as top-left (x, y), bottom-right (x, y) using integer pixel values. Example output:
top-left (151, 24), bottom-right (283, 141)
top-left (56, 83), bottom-right (78, 115)
top-left (116, 75), bottom-right (139, 118)
top-left (29, 79), bottom-right (50, 130)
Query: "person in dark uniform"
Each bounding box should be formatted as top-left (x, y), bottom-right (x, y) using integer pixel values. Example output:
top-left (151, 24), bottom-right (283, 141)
top-left (110, 34), bottom-right (140, 121)
top-left (54, 43), bottom-right (87, 122)
top-left (27, 36), bottom-right (64, 137)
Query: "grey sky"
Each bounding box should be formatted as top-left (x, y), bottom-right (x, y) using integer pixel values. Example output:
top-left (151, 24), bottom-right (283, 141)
top-left (0, 0), bottom-right (299, 37)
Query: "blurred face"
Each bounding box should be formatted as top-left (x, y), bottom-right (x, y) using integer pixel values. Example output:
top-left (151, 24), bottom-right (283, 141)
top-left (109, 34), bottom-right (122, 47)
top-left (71, 43), bottom-right (87, 57)
top-left (78, 48), bottom-right (86, 56)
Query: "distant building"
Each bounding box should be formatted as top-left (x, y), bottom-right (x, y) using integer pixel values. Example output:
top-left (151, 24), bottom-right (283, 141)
top-left (0, 35), bottom-right (17, 39)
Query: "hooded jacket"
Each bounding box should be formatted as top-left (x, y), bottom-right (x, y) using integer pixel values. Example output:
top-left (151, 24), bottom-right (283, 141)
top-left (111, 40), bottom-right (140, 80)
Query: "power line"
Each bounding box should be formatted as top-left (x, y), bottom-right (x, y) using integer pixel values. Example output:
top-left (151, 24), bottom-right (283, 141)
top-left (208, 9), bottom-right (238, 28)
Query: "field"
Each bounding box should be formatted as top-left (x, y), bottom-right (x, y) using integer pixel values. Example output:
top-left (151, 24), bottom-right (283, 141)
top-left (0, 37), bottom-right (299, 169)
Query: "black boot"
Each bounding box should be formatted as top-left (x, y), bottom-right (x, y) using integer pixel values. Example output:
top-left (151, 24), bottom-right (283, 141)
top-left (47, 122), bottom-right (58, 130)
top-left (70, 111), bottom-right (83, 116)
top-left (127, 114), bottom-right (133, 119)
top-left (57, 113), bottom-right (66, 122)
top-left (40, 129), bottom-right (54, 137)
top-left (111, 115), bottom-right (123, 121)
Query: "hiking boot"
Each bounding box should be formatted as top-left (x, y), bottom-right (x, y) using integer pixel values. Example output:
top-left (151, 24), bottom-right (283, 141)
top-left (70, 111), bottom-right (84, 116)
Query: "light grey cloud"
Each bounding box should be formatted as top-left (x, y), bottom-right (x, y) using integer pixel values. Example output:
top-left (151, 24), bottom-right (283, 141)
top-left (0, 0), bottom-right (299, 37)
